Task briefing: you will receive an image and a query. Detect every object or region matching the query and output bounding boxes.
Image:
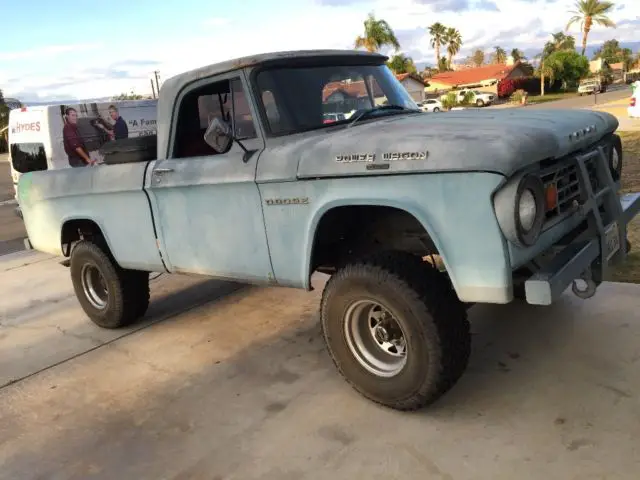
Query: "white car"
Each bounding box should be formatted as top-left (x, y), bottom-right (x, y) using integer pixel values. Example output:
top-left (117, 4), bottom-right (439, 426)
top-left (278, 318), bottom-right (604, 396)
top-left (578, 79), bottom-right (606, 95)
top-left (419, 99), bottom-right (442, 112)
top-left (629, 82), bottom-right (639, 118)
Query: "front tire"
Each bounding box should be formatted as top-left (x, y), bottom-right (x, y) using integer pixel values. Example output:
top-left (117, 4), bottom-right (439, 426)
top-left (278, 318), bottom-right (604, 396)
top-left (433, 107), bottom-right (440, 113)
top-left (320, 251), bottom-right (470, 411)
top-left (476, 99), bottom-right (484, 107)
top-left (70, 241), bottom-right (150, 329)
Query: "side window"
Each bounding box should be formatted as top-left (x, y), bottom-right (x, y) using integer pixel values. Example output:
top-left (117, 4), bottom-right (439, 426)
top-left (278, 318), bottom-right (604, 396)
top-left (11, 143), bottom-right (47, 173)
top-left (173, 77), bottom-right (257, 159)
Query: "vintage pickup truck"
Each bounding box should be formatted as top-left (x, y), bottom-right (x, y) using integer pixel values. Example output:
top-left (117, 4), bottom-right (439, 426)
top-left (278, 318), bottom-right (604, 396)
top-left (16, 49), bottom-right (640, 411)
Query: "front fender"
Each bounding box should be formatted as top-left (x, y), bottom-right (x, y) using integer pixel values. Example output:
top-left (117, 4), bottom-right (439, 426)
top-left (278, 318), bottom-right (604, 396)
top-left (260, 172), bottom-right (514, 303)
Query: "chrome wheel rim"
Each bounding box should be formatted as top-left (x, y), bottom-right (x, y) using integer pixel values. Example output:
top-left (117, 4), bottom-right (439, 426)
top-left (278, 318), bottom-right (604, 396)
top-left (344, 300), bottom-right (407, 377)
top-left (81, 264), bottom-right (108, 309)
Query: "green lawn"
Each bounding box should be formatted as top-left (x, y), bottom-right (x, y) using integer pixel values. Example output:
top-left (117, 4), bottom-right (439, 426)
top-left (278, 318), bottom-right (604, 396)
top-left (608, 132), bottom-right (640, 284)
top-left (524, 92), bottom-right (578, 105)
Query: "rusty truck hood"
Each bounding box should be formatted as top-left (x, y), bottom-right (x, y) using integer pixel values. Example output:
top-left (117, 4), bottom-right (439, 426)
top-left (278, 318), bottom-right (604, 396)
top-left (291, 108), bottom-right (618, 179)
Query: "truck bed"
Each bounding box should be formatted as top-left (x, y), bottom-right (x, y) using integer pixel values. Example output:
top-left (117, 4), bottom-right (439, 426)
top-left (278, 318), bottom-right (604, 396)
top-left (19, 162), bottom-right (165, 272)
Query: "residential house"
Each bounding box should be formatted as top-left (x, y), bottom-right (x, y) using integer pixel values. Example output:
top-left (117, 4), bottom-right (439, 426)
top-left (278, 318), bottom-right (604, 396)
top-left (322, 73), bottom-right (426, 114)
top-left (589, 58), bottom-right (606, 74)
top-left (609, 62), bottom-right (625, 83)
top-left (590, 59), bottom-right (626, 83)
top-left (395, 73), bottom-right (427, 103)
top-left (425, 62), bottom-right (529, 95)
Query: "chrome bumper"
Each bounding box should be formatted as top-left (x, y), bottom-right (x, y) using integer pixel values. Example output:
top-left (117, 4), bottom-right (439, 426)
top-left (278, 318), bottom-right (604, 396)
top-left (524, 145), bottom-right (640, 305)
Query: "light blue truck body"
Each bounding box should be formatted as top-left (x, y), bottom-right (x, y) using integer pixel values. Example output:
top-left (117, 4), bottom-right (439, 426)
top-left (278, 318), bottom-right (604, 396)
top-left (17, 50), bottom-right (640, 306)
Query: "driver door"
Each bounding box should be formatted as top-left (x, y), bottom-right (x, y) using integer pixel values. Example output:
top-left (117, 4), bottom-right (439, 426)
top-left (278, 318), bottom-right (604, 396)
top-left (145, 73), bottom-right (274, 282)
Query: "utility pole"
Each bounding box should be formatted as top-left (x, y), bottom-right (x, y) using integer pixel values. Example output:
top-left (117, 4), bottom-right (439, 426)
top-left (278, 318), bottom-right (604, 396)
top-left (150, 78), bottom-right (157, 99)
top-left (153, 71), bottom-right (161, 96)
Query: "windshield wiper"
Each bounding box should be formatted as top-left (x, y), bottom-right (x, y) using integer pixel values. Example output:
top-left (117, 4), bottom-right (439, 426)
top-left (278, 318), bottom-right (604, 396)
top-left (347, 105), bottom-right (419, 128)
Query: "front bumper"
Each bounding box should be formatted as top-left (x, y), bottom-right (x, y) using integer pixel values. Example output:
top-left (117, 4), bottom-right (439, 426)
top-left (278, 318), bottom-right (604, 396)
top-left (523, 146), bottom-right (640, 305)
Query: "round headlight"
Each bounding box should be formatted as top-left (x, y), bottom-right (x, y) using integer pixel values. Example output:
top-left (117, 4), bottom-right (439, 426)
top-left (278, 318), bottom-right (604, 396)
top-left (518, 189), bottom-right (537, 232)
top-left (609, 134), bottom-right (623, 181)
top-left (611, 148), bottom-right (620, 171)
top-left (493, 173), bottom-right (546, 248)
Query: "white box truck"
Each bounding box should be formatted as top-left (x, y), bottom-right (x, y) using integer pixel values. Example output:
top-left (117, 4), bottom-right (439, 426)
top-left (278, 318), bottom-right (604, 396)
top-left (7, 99), bottom-right (157, 216)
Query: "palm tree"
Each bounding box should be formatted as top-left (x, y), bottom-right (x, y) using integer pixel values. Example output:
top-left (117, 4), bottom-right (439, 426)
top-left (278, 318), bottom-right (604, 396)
top-left (387, 54), bottom-right (417, 74)
top-left (537, 51), bottom-right (565, 96)
top-left (511, 48), bottom-right (525, 62)
top-left (471, 48), bottom-right (485, 67)
top-left (354, 13), bottom-right (401, 53)
top-left (566, 0), bottom-right (616, 56)
top-left (429, 23), bottom-right (448, 69)
top-left (445, 28), bottom-right (462, 69)
top-left (493, 46), bottom-right (507, 64)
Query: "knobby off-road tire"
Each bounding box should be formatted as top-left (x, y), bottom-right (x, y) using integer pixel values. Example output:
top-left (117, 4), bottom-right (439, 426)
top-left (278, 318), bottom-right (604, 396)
top-left (320, 251), bottom-right (470, 411)
top-left (70, 241), bottom-right (150, 329)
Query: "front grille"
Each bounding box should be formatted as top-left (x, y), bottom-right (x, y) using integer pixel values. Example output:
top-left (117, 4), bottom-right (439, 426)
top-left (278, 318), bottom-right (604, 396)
top-left (539, 152), bottom-right (599, 222)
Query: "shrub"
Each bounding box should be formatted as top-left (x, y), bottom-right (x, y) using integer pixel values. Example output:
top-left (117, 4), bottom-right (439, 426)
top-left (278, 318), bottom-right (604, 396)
top-left (501, 76), bottom-right (562, 96)
top-left (459, 91), bottom-right (475, 105)
top-left (440, 92), bottom-right (459, 110)
top-left (510, 89), bottom-right (527, 104)
top-left (498, 78), bottom-right (516, 98)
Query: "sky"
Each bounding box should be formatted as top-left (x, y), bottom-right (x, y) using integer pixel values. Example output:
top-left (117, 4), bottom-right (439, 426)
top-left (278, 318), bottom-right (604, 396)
top-left (1, 0), bottom-right (638, 102)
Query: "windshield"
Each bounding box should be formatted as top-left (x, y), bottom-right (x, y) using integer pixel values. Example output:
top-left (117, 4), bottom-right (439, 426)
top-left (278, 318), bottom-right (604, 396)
top-left (255, 63), bottom-right (418, 135)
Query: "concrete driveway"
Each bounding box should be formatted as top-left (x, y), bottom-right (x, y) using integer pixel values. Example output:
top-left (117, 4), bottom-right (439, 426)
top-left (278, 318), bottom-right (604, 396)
top-left (2, 250), bottom-right (640, 479)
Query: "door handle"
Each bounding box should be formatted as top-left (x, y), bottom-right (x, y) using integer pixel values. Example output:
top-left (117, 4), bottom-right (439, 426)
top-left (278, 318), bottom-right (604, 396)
top-left (154, 167), bottom-right (174, 174)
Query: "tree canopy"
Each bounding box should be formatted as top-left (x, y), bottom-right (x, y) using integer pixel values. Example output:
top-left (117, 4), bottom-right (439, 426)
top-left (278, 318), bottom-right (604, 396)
top-left (387, 54), bottom-right (417, 74)
top-left (354, 13), bottom-right (401, 53)
top-left (471, 48), bottom-right (485, 67)
top-left (111, 90), bottom-right (146, 101)
top-left (0, 89), bottom-right (9, 132)
top-left (543, 49), bottom-right (590, 88)
top-left (429, 23), bottom-right (448, 70)
top-left (543, 32), bottom-right (576, 59)
top-left (566, 0), bottom-right (616, 56)
top-left (492, 46), bottom-right (507, 64)
top-left (445, 28), bottom-right (462, 70)
top-left (593, 39), bottom-right (634, 70)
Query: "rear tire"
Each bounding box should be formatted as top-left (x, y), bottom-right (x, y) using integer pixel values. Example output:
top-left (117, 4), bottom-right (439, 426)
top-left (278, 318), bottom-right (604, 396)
top-left (476, 99), bottom-right (484, 107)
top-left (70, 241), bottom-right (150, 329)
top-left (320, 251), bottom-right (470, 411)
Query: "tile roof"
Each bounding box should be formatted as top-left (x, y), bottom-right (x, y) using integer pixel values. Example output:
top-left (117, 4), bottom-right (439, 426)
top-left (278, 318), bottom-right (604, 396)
top-left (395, 73), bottom-right (426, 85)
top-left (429, 62), bottom-right (520, 87)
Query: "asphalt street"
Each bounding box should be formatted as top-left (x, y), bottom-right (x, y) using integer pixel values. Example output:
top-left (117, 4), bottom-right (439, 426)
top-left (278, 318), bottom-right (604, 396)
top-left (526, 84), bottom-right (631, 110)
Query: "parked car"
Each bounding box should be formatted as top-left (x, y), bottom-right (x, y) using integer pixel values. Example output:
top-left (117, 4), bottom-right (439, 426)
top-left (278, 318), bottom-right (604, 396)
top-left (419, 99), bottom-right (442, 112)
top-left (441, 89), bottom-right (495, 107)
top-left (578, 78), bottom-right (606, 95)
top-left (16, 49), bottom-right (640, 412)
